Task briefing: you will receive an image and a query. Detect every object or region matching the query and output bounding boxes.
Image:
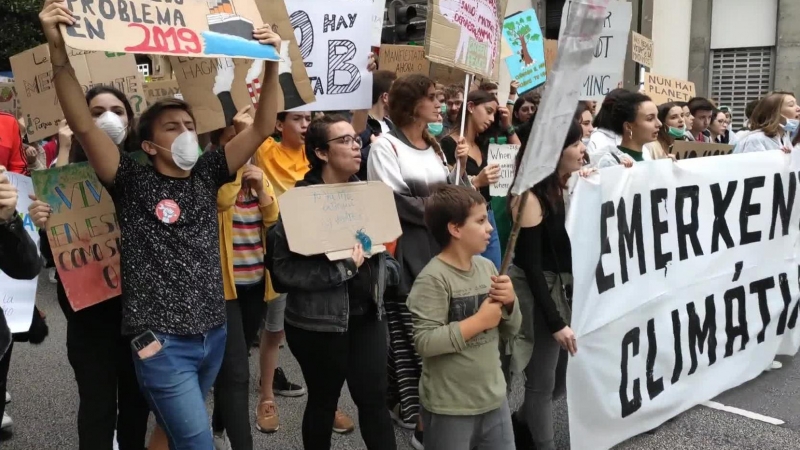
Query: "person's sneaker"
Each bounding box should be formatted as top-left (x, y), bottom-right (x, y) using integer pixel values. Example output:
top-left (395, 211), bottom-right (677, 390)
top-left (765, 360), bottom-right (783, 372)
top-left (1, 412), bottom-right (11, 430)
top-left (273, 367), bottom-right (306, 397)
top-left (410, 429), bottom-right (424, 450)
top-left (389, 403), bottom-right (416, 429)
top-left (256, 400), bottom-right (280, 433)
top-left (213, 431), bottom-right (231, 450)
top-left (4, 392), bottom-right (9, 404)
top-left (332, 410), bottom-right (355, 434)
top-left (512, 412), bottom-right (535, 450)
top-left (48, 268), bottom-right (57, 284)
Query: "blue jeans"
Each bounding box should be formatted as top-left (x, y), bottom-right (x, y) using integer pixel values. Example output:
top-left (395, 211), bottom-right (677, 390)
top-left (482, 209), bottom-right (502, 270)
top-left (132, 324), bottom-right (227, 450)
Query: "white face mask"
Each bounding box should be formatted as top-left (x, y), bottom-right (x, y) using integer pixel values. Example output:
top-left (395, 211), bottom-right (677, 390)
top-left (150, 130), bottom-right (200, 170)
top-left (581, 137), bottom-right (590, 146)
top-left (95, 111), bottom-right (127, 145)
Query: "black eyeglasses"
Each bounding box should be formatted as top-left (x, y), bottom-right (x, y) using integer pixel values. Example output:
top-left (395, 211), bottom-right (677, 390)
top-left (326, 134), bottom-right (362, 147)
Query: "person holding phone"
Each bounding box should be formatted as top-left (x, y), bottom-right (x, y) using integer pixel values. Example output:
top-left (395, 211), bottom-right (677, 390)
top-left (39, 0), bottom-right (282, 446)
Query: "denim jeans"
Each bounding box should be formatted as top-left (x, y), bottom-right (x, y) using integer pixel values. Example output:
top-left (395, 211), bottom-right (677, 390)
top-left (132, 324), bottom-right (227, 450)
top-left (481, 209), bottom-right (502, 270)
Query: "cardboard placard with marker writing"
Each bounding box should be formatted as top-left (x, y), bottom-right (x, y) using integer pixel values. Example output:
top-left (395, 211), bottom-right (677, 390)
top-left (644, 73), bottom-right (696, 105)
top-left (631, 31), bottom-right (653, 68)
top-left (425, 0), bottom-right (507, 80)
top-left (10, 45), bottom-right (147, 142)
top-left (60, 0), bottom-right (280, 61)
top-left (144, 79), bottom-right (181, 105)
top-left (671, 141), bottom-right (733, 160)
top-left (379, 45), bottom-right (430, 77)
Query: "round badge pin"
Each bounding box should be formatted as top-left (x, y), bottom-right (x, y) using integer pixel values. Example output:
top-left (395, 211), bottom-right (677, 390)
top-left (155, 199), bottom-right (181, 224)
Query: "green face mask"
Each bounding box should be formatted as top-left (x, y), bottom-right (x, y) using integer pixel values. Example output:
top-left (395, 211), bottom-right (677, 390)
top-left (427, 122), bottom-right (444, 136)
top-left (667, 127), bottom-right (686, 139)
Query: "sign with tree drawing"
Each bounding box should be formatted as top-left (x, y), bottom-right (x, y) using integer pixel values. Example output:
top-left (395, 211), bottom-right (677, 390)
top-left (502, 9), bottom-right (545, 94)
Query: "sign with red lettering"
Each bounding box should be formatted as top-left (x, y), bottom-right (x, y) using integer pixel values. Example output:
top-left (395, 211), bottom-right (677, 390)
top-left (61, 0), bottom-right (280, 61)
top-left (425, 0), bottom-right (507, 79)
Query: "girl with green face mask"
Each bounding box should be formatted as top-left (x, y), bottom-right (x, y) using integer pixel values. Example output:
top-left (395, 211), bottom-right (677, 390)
top-left (647, 102), bottom-right (686, 160)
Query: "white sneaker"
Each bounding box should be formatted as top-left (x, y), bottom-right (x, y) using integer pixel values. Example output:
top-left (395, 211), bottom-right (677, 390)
top-left (4, 391), bottom-right (8, 404)
top-left (770, 360), bottom-right (783, 370)
top-left (1, 412), bottom-right (12, 430)
top-left (48, 268), bottom-right (57, 284)
top-left (213, 432), bottom-right (231, 450)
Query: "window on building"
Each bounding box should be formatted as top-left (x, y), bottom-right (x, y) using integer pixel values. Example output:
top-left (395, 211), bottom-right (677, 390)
top-left (709, 47), bottom-right (773, 130)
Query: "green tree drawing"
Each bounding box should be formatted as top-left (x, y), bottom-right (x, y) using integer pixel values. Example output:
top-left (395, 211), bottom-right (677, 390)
top-left (503, 16), bottom-right (541, 67)
top-left (0, 0), bottom-right (47, 72)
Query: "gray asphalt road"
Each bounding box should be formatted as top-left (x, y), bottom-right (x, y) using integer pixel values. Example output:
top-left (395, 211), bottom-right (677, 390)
top-left (2, 274), bottom-right (799, 449)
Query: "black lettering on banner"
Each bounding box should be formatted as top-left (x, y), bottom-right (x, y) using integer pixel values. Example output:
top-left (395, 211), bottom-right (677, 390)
top-left (710, 181), bottom-right (736, 253)
top-left (686, 295), bottom-right (717, 375)
top-left (617, 195), bottom-right (645, 284)
top-left (645, 318), bottom-right (663, 400)
top-left (777, 272), bottom-right (792, 335)
top-left (675, 185), bottom-right (703, 261)
top-left (751, 276), bottom-right (776, 343)
top-left (290, 11), bottom-right (315, 67)
top-left (788, 266), bottom-right (800, 330)
top-left (670, 309), bottom-right (682, 384)
top-left (769, 172), bottom-right (796, 240)
top-left (596, 201), bottom-right (616, 293)
top-left (739, 176), bottom-right (765, 245)
top-left (327, 40), bottom-right (361, 94)
top-left (724, 285), bottom-right (749, 357)
top-left (650, 188), bottom-right (672, 271)
top-left (619, 327), bottom-right (642, 418)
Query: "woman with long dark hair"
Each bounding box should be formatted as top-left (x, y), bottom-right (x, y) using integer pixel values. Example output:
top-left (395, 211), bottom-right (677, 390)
top-left (595, 92), bottom-right (661, 168)
top-left (512, 93), bottom-right (539, 127)
top-left (27, 85), bottom-right (150, 450)
top-left (367, 73), bottom-right (468, 450)
top-left (646, 101), bottom-right (685, 160)
top-left (586, 88), bottom-right (626, 166)
top-left (507, 119), bottom-right (588, 450)
top-left (272, 115), bottom-right (400, 450)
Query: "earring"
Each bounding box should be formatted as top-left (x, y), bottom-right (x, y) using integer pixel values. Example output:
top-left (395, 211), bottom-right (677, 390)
top-left (629, 129), bottom-right (633, 139)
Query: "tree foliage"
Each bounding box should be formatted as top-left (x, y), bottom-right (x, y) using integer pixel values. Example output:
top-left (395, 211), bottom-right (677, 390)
top-left (504, 19), bottom-right (541, 47)
top-left (0, 0), bottom-right (47, 72)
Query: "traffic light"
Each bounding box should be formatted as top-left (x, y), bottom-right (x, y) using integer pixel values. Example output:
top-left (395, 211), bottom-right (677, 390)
top-left (386, 0), bottom-right (417, 43)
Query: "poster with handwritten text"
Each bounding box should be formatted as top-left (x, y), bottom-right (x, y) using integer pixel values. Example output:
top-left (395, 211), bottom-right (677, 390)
top-left (502, 9), bottom-right (545, 94)
top-left (1, 174), bottom-right (39, 333)
top-left (560, 0), bottom-right (631, 100)
top-left (32, 163), bottom-right (124, 311)
top-left (60, 0), bottom-right (279, 61)
top-left (283, 0), bottom-right (374, 112)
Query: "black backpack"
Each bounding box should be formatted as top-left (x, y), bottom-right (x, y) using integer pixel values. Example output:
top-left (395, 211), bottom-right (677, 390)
top-left (265, 219), bottom-right (287, 294)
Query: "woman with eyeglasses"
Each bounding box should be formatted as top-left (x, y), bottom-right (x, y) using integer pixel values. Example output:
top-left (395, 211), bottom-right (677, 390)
top-left (271, 115), bottom-right (401, 450)
top-left (512, 94), bottom-right (538, 128)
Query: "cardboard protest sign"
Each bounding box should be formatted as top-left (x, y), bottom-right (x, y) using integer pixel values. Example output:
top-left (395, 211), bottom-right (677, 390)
top-left (560, 0), bottom-right (632, 100)
top-left (282, 0), bottom-right (374, 112)
top-left (32, 162), bottom-right (125, 311)
top-left (502, 9), bottom-right (546, 94)
top-left (144, 79), bottom-right (181, 105)
top-left (644, 73), bottom-right (696, 105)
top-left (631, 31), bottom-right (653, 68)
top-left (278, 182), bottom-right (401, 260)
top-left (10, 45), bottom-right (147, 142)
top-left (372, 0), bottom-right (385, 47)
top-left (0, 83), bottom-right (21, 118)
top-left (61, 0), bottom-right (280, 61)
top-left (566, 151), bottom-right (800, 450)
top-left (379, 45), bottom-right (431, 77)
top-left (429, 63), bottom-right (468, 86)
top-left (1, 174), bottom-right (39, 333)
top-left (488, 143), bottom-right (519, 196)
top-left (671, 141), bottom-right (733, 160)
top-left (544, 39), bottom-right (558, 77)
top-left (425, 0), bottom-right (508, 79)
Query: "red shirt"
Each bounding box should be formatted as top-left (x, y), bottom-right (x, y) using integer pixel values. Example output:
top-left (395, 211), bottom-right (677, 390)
top-left (43, 139), bottom-right (58, 167)
top-left (0, 113), bottom-right (26, 174)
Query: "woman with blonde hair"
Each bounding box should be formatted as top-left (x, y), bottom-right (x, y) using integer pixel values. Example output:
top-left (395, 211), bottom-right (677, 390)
top-left (734, 92), bottom-right (800, 153)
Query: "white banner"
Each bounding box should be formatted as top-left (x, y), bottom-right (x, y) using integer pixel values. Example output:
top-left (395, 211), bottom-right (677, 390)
top-left (1, 173), bottom-right (39, 333)
top-left (560, 0), bottom-right (631, 100)
top-left (287, 0), bottom-right (374, 112)
top-left (566, 153), bottom-right (800, 450)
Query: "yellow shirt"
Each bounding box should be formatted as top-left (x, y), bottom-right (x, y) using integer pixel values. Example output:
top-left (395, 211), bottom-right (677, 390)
top-left (254, 137), bottom-right (310, 198)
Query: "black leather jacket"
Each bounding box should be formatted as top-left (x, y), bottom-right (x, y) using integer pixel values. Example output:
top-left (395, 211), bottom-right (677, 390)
top-left (271, 174), bottom-right (401, 333)
top-left (0, 212), bottom-right (42, 357)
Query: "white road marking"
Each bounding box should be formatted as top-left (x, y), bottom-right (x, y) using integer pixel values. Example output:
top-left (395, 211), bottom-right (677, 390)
top-left (702, 401), bottom-right (785, 426)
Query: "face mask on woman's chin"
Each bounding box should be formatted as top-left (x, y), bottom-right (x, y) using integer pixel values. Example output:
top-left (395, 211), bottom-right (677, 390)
top-left (581, 137), bottom-right (590, 146)
top-left (783, 117), bottom-right (800, 135)
top-left (427, 123), bottom-right (444, 136)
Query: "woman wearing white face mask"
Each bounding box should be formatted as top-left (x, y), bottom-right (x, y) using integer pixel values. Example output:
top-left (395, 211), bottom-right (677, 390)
top-left (734, 92), bottom-right (800, 154)
top-left (28, 85), bottom-right (151, 450)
